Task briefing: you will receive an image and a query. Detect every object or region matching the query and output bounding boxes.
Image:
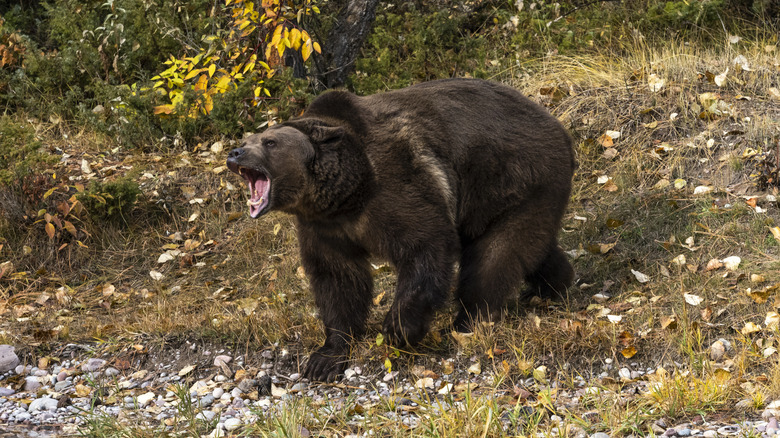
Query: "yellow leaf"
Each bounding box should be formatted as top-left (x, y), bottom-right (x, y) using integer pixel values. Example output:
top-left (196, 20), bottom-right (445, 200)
top-left (271, 25), bottom-right (283, 47)
top-left (45, 223), bottom-right (55, 239)
top-left (215, 75), bottom-right (231, 93)
top-left (289, 28), bottom-right (302, 50)
top-left (194, 74), bottom-right (208, 92)
top-left (621, 346), bottom-right (638, 359)
top-left (301, 39), bottom-right (312, 62)
top-left (63, 221), bottom-right (77, 237)
top-left (208, 63), bottom-right (216, 77)
top-left (771, 226), bottom-right (780, 243)
top-left (313, 41), bottom-right (321, 54)
top-left (43, 187), bottom-right (57, 199)
top-left (184, 68), bottom-right (204, 80)
top-left (153, 104), bottom-right (175, 115)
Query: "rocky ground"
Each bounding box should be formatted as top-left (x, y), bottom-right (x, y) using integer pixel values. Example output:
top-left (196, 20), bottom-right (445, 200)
top-left (2, 342), bottom-right (780, 437)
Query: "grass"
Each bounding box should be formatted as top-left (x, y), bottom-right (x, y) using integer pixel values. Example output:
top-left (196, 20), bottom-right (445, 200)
top-left (1, 11), bottom-right (780, 438)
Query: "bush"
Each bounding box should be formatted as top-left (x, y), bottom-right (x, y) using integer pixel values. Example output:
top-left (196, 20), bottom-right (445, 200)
top-left (0, 115), bottom-right (55, 187)
top-left (76, 176), bottom-right (141, 224)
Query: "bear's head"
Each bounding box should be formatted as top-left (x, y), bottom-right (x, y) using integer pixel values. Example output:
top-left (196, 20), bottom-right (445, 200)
top-left (227, 121), bottom-right (345, 218)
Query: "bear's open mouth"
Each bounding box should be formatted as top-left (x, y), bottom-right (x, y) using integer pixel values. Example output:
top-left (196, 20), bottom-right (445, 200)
top-left (238, 166), bottom-right (271, 218)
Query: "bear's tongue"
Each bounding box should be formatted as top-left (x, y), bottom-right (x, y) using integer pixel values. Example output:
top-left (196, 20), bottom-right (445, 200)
top-left (246, 174), bottom-right (270, 218)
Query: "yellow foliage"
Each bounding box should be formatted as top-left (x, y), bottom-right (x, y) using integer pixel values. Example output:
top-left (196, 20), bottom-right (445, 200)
top-left (148, 0), bottom-right (320, 117)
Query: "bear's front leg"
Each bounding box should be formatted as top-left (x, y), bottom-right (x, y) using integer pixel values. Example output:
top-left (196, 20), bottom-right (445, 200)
top-left (383, 247), bottom-right (455, 346)
top-left (299, 227), bottom-right (373, 381)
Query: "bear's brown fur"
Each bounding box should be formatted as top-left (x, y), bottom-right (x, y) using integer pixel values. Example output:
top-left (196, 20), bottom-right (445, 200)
top-left (226, 78), bottom-right (576, 381)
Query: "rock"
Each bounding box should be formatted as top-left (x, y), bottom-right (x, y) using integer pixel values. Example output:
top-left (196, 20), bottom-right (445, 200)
top-left (212, 387), bottom-right (224, 399)
top-left (676, 428), bottom-right (691, 436)
top-left (57, 370), bottom-right (68, 382)
top-left (24, 376), bottom-right (41, 392)
top-left (104, 367), bottom-right (120, 377)
top-left (702, 430), bottom-right (717, 438)
top-left (29, 397), bottom-right (58, 412)
top-left (224, 417), bottom-right (242, 431)
top-left (81, 358), bottom-right (107, 373)
top-left (290, 382), bottom-right (308, 393)
top-left (717, 425), bottom-right (740, 435)
top-left (0, 345), bottom-right (20, 373)
top-left (54, 381), bottom-right (72, 392)
top-left (196, 410), bottom-right (217, 422)
top-left (663, 428), bottom-right (677, 436)
top-left (591, 433), bottom-right (610, 438)
top-left (92, 104), bottom-right (105, 114)
top-left (237, 379), bottom-right (257, 393)
top-left (15, 364), bottom-right (26, 375)
top-left (200, 395), bottom-right (215, 407)
top-left (618, 368), bottom-right (631, 381)
top-left (0, 387), bottom-right (15, 396)
top-left (214, 355), bottom-right (232, 366)
top-left (136, 392), bottom-right (156, 407)
top-left (257, 375), bottom-right (272, 396)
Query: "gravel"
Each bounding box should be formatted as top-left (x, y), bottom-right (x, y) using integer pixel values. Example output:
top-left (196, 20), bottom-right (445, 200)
top-left (0, 345), bottom-right (778, 437)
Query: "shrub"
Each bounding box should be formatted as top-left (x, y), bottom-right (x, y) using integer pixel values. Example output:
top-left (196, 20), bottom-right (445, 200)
top-left (76, 176), bottom-right (141, 224)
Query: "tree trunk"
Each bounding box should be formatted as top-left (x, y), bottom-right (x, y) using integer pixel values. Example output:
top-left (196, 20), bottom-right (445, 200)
top-left (317, 0), bottom-right (381, 89)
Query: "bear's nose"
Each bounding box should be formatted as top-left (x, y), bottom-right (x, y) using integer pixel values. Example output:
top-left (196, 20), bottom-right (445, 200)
top-left (227, 148), bottom-right (246, 160)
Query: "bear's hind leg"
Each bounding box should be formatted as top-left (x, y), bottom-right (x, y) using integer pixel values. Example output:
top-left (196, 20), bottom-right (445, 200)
top-left (454, 209), bottom-right (554, 331)
top-left (523, 245), bottom-right (574, 300)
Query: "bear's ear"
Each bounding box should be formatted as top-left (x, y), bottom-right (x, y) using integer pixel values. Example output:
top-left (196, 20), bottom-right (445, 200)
top-left (309, 125), bottom-right (344, 145)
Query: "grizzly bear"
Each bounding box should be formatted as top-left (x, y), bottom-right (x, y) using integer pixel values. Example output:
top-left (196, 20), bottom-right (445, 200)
top-left (226, 78), bottom-right (576, 381)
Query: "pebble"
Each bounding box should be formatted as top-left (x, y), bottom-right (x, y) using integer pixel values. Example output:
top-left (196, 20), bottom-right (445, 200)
top-left (28, 397), bottom-right (58, 413)
top-left (0, 345), bottom-right (20, 373)
top-left (24, 376), bottom-right (41, 392)
top-left (224, 417), bottom-right (242, 431)
top-left (591, 433), bottom-right (610, 438)
top-left (0, 387), bottom-right (14, 396)
top-left (81, 358), bottom-right (107, 373)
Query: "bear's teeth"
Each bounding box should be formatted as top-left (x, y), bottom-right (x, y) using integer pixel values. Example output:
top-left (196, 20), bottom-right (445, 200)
top-left (246, 198), bottom-right (264, 206)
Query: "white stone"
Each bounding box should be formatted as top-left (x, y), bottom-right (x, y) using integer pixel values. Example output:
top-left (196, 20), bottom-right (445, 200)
top-left (224, 418), bottom-right (242, 431)
top-left (0, 345), bottom-right (20, 373)
top-left (29, 397), bottom-right (58, 412)
top-left (136, 392), bottom-right (155, 406)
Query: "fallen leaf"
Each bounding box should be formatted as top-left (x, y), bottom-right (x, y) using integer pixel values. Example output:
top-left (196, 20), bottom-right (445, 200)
top-left (710, 340), bottom-right (726, 361)
top-left (631, 269), bottom-right (650, 283)
top-left (674, 179), bottom-right (687, 190)
top-left (741, 321), bottom-right (761, 335)
top-left (722, 256), bottom-right (741, 271)
top-left (765, 311), bottom-right (780, 330)
top-left (661, 315), bottom-right (677, 330)
top-left (733, 54), bottom-right (752, 71)
top-left (178, 364), bottom-right (195, 376)
top-left (705, 259), bottom-right (724, 271)
top-left (714, 68), bottom-right (728, 87)
top-left (770, 227), bottom-right (780, 243)
top-left (157, 253), bottom-right (175, 263)
top-left (694, 186), bottom-right (713, 195)
top-left (671, 254), bottom-right (687, 265)
top-left (621, 346), bottom-right (637, 359)
top-left (684, 293), bottom-right (704, 306)
top-left (648, 74), bottom-right (665, 92)
top-left (149, 270), bottom-right (164, 281)
top-left (415, 378), bottom-right (434, 389)
top-left (533, 365), bottom-right (547, 383)
top-left (271, 383), bottom-right (288, 397)
top-left (468, 362), bottom-right (481, 375)
top-left (607, 314), bottom-right (623, 323)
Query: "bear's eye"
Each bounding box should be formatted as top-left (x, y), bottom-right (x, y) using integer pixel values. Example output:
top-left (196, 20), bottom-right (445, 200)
top-left (264, 140), bottom-right (277, 148)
